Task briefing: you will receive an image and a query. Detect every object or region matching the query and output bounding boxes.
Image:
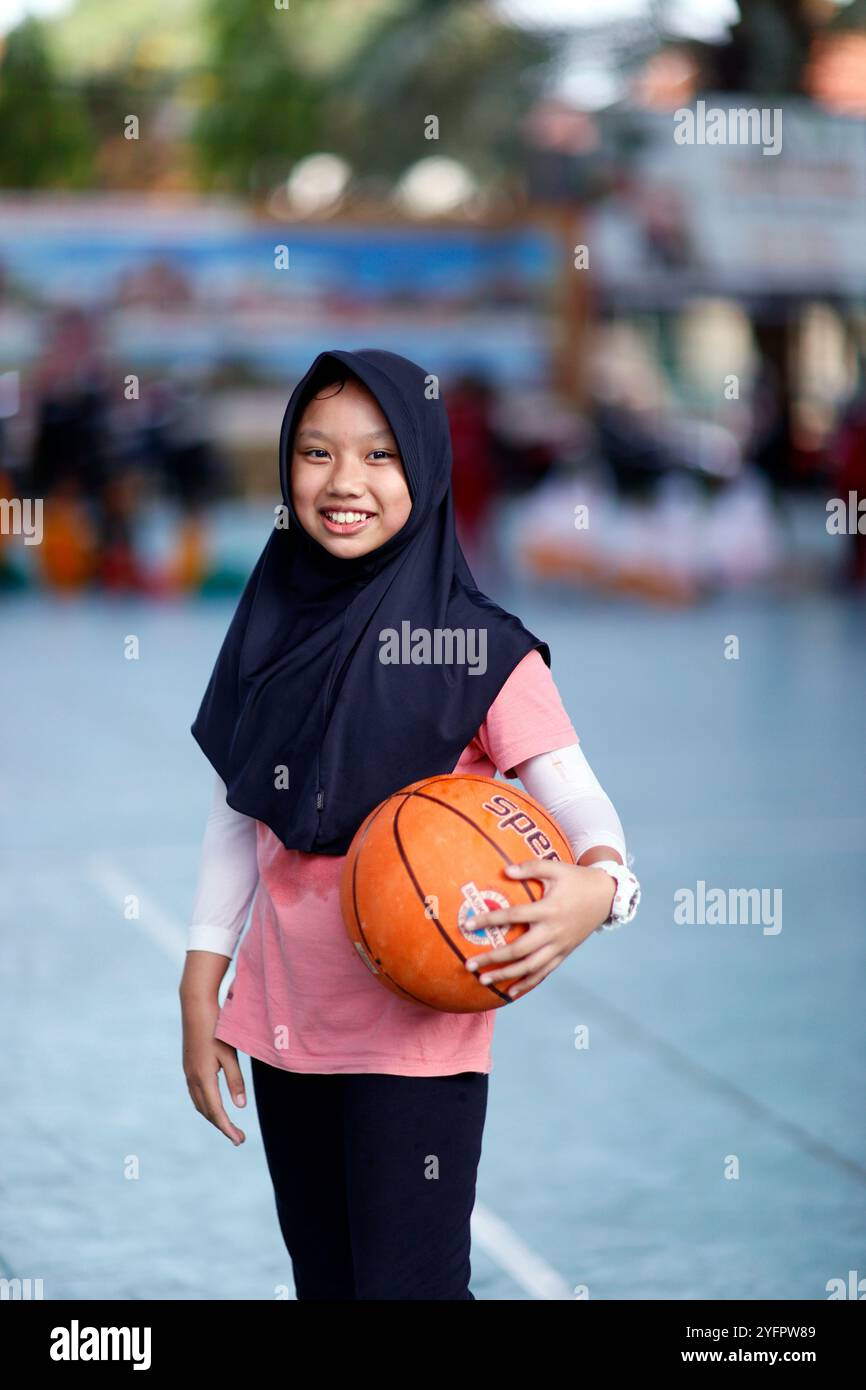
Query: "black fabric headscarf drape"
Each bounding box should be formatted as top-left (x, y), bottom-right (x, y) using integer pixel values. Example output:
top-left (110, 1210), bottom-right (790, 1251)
top-left (191, 348), bottom-right (550, 855)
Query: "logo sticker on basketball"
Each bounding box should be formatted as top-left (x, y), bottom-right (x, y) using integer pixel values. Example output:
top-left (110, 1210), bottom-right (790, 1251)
top-left (480, 792), bottom-right (562, 860)
top-left (457, 881), bottom-right (510, 946)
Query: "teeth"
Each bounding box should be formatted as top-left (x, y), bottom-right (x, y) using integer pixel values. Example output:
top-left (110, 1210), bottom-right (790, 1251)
top-left (324, 511), bottom-right (371, 524)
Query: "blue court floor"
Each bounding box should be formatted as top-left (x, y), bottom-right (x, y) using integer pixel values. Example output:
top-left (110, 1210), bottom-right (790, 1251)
top-left (1, 574), bottom-right (864, 1299)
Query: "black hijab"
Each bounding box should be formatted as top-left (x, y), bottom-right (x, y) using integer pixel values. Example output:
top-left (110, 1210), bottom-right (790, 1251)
top-left (191, 348), bottom-right (550, 855)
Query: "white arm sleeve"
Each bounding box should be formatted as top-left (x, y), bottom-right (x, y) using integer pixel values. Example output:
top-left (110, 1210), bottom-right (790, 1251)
top-left (187, 772), bottom-right (260, 958)
top-left (512, 741), bottom-right (628, 865)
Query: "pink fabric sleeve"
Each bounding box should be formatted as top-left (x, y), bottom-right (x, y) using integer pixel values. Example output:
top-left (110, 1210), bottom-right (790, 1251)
top-left (474, 648), bottom-right (579, 778)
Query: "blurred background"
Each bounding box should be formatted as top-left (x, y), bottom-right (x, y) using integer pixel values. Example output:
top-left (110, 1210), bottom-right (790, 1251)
top-left (2, 0), bottom-right (864, 1302)
top-left (2, 0), bottom-right (866, 598)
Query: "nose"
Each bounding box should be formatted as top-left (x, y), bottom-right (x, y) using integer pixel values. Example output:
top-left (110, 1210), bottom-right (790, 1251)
top-left (323, 451), bottom-right (368, 497)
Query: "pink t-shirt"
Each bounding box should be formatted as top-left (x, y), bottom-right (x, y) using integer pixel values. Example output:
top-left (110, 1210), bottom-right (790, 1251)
top-left (213, 648), bottom-right (578, 1076)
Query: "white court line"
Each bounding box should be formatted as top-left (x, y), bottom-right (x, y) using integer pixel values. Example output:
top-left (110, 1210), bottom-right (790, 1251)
top-left (86, 853), bottom-right (573, 1301)
top-left (471, 1203), bottom-right (574, 1300)
top-left (87, 855), bottom-right (188, 966)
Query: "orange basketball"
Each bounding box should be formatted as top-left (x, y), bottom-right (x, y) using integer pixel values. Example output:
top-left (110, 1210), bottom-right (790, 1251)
top-left (339, 773), bottom-right (575, 1013)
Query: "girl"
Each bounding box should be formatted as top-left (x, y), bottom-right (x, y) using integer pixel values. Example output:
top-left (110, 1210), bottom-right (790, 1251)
top-left (179, 348), bottom-right (640, 1301)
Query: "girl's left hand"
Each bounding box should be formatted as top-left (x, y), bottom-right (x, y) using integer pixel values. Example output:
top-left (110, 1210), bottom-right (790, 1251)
top-left (464, 860), bottom-right (616, 999)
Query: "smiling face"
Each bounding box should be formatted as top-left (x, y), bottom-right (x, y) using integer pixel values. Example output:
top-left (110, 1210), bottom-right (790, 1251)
top-left (290, 375), bottom-right (412, 558)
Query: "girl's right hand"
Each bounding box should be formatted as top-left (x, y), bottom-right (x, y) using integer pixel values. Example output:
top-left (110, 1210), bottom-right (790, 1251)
top-left (180, 959), bottom-right (247, 1146)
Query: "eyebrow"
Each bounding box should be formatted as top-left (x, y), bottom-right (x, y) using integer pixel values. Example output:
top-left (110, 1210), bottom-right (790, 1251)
top-left (295, 427), bottom-right (397, 443)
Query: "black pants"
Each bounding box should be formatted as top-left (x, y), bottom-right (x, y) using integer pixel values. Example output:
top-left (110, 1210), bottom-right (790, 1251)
top-left (250, 1055), bottom-right (489, 1300)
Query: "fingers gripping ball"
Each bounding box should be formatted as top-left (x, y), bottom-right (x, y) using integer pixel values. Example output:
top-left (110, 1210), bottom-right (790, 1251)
top-left (339, 774), bottom-right (575, 1013)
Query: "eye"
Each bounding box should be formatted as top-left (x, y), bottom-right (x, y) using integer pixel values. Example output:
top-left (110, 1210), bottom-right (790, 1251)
top-left (368, 450), bottom-right (397, 461)
top-left (303, 448), bottom-right (330, 459)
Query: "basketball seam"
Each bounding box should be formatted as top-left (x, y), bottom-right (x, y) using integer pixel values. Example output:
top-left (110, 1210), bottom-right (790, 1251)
top-left (349, 793), bottom-right (436, 1008)
top-left (392, 789), bottom-right (541, 1005)
top-left (399, 774), bottom-right (573, 863)
top-left (405, 790), bottom-right (542, 904)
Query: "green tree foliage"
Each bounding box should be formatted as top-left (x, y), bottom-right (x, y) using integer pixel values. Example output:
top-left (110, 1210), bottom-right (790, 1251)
top-left (45, 0), bottom-right (208, 77)
top-left (0, 18), bottom-right (96, 188)
top-left (190, 0), bottom-right (326, 195)
top-left (329, 0), bottom-right (552, 183)
top-left (190, 0), bottom-right (552, 195)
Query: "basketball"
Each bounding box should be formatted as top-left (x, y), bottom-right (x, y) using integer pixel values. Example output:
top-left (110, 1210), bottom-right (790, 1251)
top-left (339, 773), bottom-right (576, 1013)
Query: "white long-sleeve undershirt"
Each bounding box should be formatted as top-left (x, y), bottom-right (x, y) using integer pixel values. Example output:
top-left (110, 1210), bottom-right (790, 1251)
top-left (186, 741), bottom-right (628, 959)
top-left (186, 772), bottom-right (260, 959)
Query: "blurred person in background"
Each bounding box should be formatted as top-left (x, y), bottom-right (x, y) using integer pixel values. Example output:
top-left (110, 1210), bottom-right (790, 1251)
top-left (830, 378), bottom-right (866, 589)
top-left (446, 369), bottom-right (560, 589)
top-left (27, 308), bottom-right (109, 590)
top-left (592, 397), bottom-right (671, 500)
top-left (139, 366), bottom-right (226, 593)
top-left (446, 369), bottom-right (500, 571)
top-left (748, 357), bottom-right (795, 511)
top-left (25, 305), bottom-right (146, 592)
